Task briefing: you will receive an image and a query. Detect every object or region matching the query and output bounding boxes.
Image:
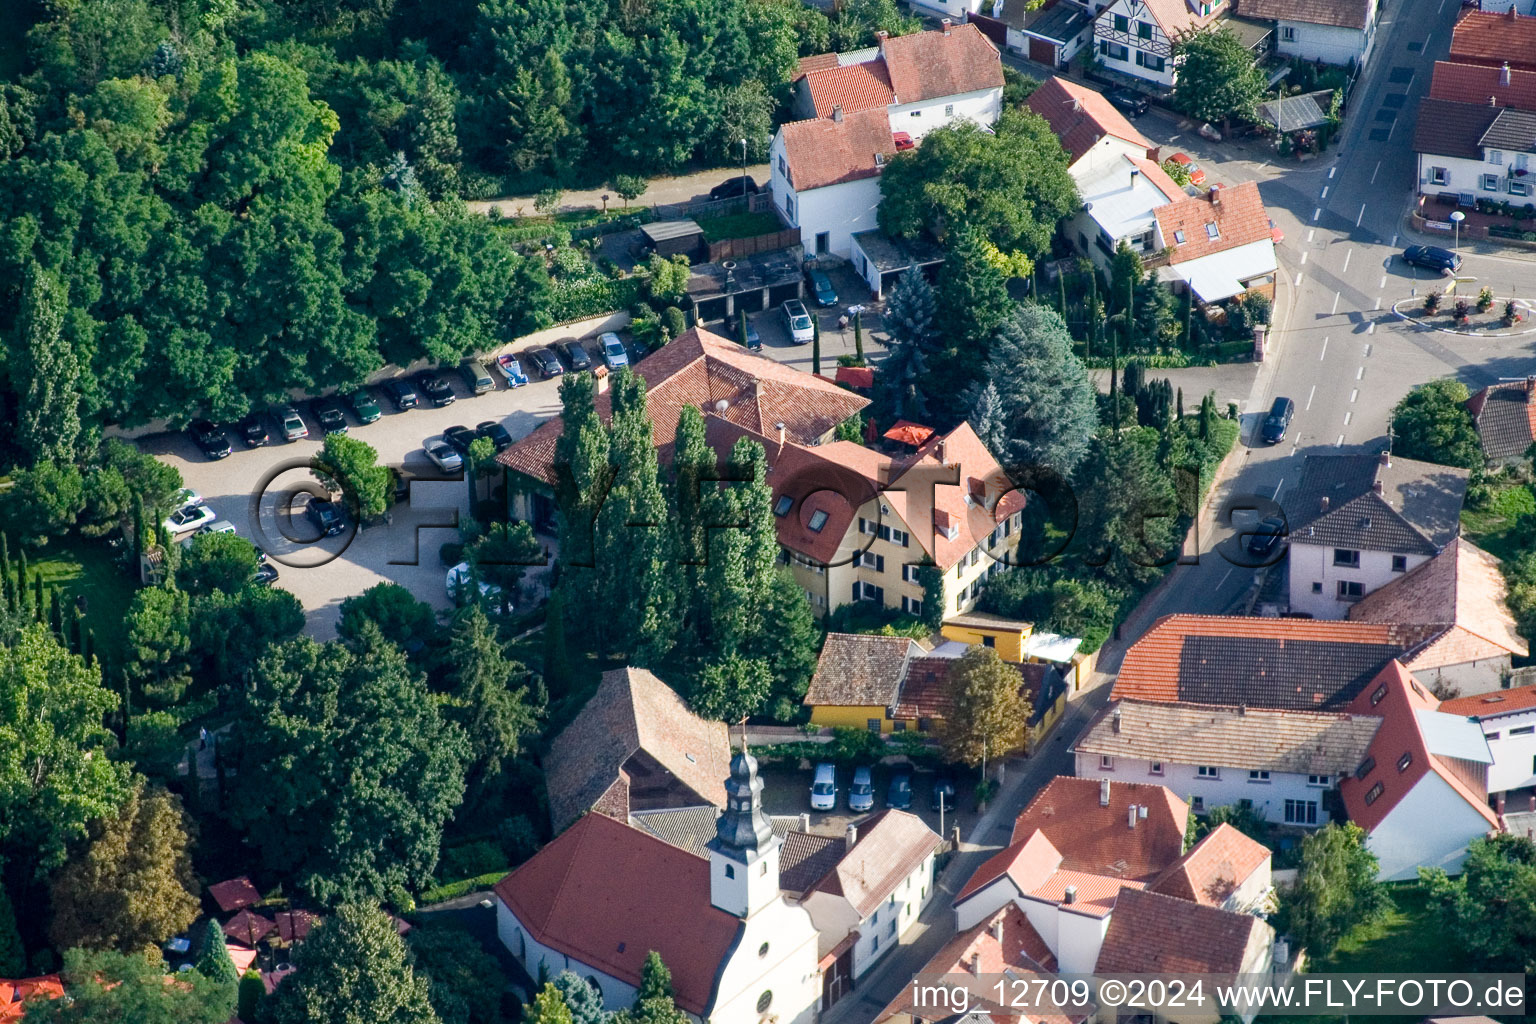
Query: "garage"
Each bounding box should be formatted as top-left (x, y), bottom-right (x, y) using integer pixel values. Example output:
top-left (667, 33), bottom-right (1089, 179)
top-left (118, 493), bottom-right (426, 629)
top-left (685, 250), bottom-right (804, 325)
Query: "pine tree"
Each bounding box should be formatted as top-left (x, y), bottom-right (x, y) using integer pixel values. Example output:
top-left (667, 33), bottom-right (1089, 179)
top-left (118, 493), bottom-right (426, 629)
top-left (446, 604), bottom-right (543, 785)
top-left (878, 266), bottom-right (937, 423)
top-left (0, 878), bottom-right (24, 976)
top-left (637, 952), bottom-right (673, 1002)
top-left (265, 904), bottom-right (439, 1024)
top-left (979, 304), bottom-right (1097, 474)
top-left (526, 983), bottom-right (575, 1024)
top-left (196, 918), bottom-right (240, 986)
top-left (968, 381), bottom-right (1008, 464)
top-left (553, 972), bottom-right (611, 1024)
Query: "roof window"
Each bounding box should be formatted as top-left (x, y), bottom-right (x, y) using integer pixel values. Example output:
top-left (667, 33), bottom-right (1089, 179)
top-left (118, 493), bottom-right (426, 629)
top-left (1173, 229), bottom-right (1185, 244)
top-left (774, 495), bottom-right (794, 517)
top-left (1363, 782), bottom-right (1384, 805)
top-left (1355, 756), bottom-right (1375, 780)
top-left (1204, 222), bottom-right (1219, 240)
top-left (808, 509), bottom-right (829, 533)
top-left (1370, 683), bottom-right (1388, 706)
top-left (1396, 751), bottom-right (1412, 772)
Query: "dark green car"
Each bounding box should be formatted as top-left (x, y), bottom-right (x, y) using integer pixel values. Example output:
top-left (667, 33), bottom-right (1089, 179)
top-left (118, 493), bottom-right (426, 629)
top-left (345, 389), bottom-right (382, 424)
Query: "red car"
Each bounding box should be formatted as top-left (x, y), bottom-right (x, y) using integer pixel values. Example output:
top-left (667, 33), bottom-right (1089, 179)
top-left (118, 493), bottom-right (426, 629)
top-left (1169, 152), bottom-right (1206, 186)
top-left (1270, 218), bottom-right (1285, 244)
top-left (892, 131), bottom-right (914, 151)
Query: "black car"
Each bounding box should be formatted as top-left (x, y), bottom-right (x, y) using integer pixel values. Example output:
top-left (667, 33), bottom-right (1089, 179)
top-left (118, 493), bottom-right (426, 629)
top-left (382, 379), bottom-right (419, 410)
top-left (477, 420), bottom-right (514, 452)
top-left (709, 175), bottom-right (758, 200)
top-left (237, 414), bottom-right (270, 448)
top-left (887, 771), bottom-right (913, 810)
top-left (190, 420), bottom-right (232, 459)
top-left (1246, 515), bottom-right (1288, 556)
top-left (305, 498), bottom-right (347, 537)
top-left (931, 773), bottom-right (957, 812)
top-left (560, 340), bottom-right (592, 371)
top-left (1260, 396), bottom-right (1294, 445)
top-left (1106, 88), bottom-right (1150, 118)
top-left (444, 424), bottom-right (479, 455)
top-left (313, 397), bottom-right (349, 435)
top-left (527, 346), bottom-right (564, 378)
top-left (1402, 244), bottom-right (1462, 274)
top-left (416, 372), bottom-right (456, 407)
top-left (253, 562), bottom-right (280, 587)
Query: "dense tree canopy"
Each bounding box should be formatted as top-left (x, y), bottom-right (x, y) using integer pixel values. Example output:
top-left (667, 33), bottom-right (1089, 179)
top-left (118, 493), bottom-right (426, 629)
top-left (1172, 28), bottom-right (1267, 131)
top-left (1423, 833), bottom-right (1536, 972)
top-left (1389, 378), bottom-right (1484, 469)
top-left (1280, 822), bottom-right (1388, 961)
top-left (23, 948), bottom-right (234, 1024)
top-left (975, 304), bottom-right (1098, 475)
top-left (266, 904), bottom-right (440, 1024)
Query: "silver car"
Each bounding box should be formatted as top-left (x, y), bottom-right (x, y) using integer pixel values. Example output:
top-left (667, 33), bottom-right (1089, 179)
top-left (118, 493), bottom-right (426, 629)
top-left (425, 438), bottom-right (464, 472)
top-left (277, 405), bottom-right (308, 441)
top-left (599, 332), bottom-right (629, 370)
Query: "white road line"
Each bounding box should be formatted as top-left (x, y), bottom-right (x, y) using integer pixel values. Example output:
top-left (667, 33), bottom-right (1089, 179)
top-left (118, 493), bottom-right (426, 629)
top-left (1306, 385), bottom-right (1316, 410)
top-left (1307, 229), bottom-right (1316, 242)
top-left (1321, 186), bottom-right (1330, 199)
top-left (1301, 252), bottom-right (1308, 265)
top-left (1369, 319), bottom-right (1378, 331)
top-left (1344, 412), bottom-right (1353, 425)
top-left (1342, 250), bottom-right (1351, 272)
top-left (1313, 208), bottom-right (1322, 221)
top-left (1329, 167), bottom-right (1337, 180)
top-left (1365, 343), bottom-right (1373, 357)
top-left (1372, 299), bottom-right (1381, 312)
top-left (1350, 388), bottom-right (1359, 402)
top-left (1216, 568), bottom-right (1234, 591)
top-left (1438, 0), bottom-right (1446, 12)
top-left (1391, 234), bottom-right (1398, 246)
top-left (1357, 205), bottom-right (1366, 227)
top-left (1295, 272), bottom-right (1304, 286)
top-left (1356, 365), bottom-right (1364, 380)
top-left (1321, 337), bottom-right (1330, 359)
top-left (1372, 161), bottom-right (1382, 184)
top-left (1331, 291), bottom-right (1341, 314)
top-left (1336, 434), bottom-right (1346, 446)
top-left (1379, 275), bottom-right (1387, 289)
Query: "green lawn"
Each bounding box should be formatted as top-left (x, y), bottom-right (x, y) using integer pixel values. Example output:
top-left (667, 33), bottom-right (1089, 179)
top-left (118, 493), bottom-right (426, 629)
top-left (695, 210), bottom-right (783, 242)
top-left (28, 537), bottom-right (139, 666)
top-left (1461, 480), bottom-right (1535, 562)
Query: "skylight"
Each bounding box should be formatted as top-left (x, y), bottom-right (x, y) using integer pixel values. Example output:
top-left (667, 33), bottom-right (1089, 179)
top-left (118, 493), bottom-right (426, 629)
top-left (808, 509), bottom-right (829, 532)
top-left (1173, 229), bottom-right (1185, 244)
top-left (1205, 222), bottom-right (1219, 240)
top-left (774, 494), bottom-right (794, 517)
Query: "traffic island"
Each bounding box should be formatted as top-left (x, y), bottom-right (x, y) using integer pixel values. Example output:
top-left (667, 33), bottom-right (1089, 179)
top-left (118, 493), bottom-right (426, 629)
top-left (1391, 295), bottom-right (1536, 338)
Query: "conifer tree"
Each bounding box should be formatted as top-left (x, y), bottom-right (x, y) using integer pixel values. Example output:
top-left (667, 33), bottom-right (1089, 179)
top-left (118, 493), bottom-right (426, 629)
top-left (196, 918), bottom-right (240, 986)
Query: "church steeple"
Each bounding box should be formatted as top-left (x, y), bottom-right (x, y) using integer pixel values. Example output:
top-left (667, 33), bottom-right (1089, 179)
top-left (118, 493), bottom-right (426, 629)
top-left (714, 749), bottom-right (775, 852)
top-left (707, 738), bottom-right (783, 918)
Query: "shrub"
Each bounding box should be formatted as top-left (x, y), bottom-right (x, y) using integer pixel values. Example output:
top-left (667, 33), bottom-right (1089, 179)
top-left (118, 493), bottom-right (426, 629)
top-left (436, 840), bottom-right (507, 882)
top-left (662, 306), bottom-right (688, 337)
top-left (1424, 290), bottom-right (1441, 315)
top-left (1505, 300), bottom-right (1521, 325)
top-left (439, 541), bottom-right (465, 567)
top-left (1477, 286), bottom-right (1495, 312)
top-left (1454, 298), bottom-right (1471, 322)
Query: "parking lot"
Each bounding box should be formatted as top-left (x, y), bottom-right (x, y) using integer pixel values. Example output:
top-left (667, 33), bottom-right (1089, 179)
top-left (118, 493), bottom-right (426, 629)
top-left (758, 761), bottom-right (979, 841)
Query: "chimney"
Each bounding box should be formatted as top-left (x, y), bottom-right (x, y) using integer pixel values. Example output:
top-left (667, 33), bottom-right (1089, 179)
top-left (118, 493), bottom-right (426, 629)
top-left (1063, 885), bottom-right (1078, 904)
top-left (801, 812), bottom-right (811, 832)
top-left (1238, 702), bottom-right (1247, 716)
top-left (942, 17), bottom-right (953, 33)
top-left (937, 438), bottom-right (948, 465)
top-left (876, 29), bottom-right (890, 42)
top-left (1099, 778), bottom-right (1111, 806)
top-left (1525, 374), bottom-right (1535, 398)
top-left (1508, 4), bottom-right (1519, 17)
top-left (1128, 805), bottom-right (1139, 829)
top-left (1130, 167), bottom-right (1140, 190)
top-left (1209, 182), bottom-right (1223, 205)
top-left (1501, 62), bottom-right (1512, 86)
top-left (846, 823), bottom-right (858, 848)
top-left (1112, 708), bottom-right (1122, 734)
top-left (832, 104), bottom-right (844, 123)
top-left (776, 420), bottom-right (786, 449)
top-left (1374, 479), bottom-right (1384, 495)
top-left (1320, 495), bottom-right (1330, 512)
top-left (992, 918), bottom-right (1005, 944)
top-left (1380, 449), bottom-right (1391, 468)
top-left (969, 951), bottom-right (982, 974)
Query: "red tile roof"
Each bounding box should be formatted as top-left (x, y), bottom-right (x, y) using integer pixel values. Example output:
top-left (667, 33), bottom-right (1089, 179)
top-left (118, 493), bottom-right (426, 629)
top-left (1150, 824), bottom-right (1270, 906)
top-left (1155, 181), bottom-right (1273, 264)
top-left (808, 809), bottom-right (942, 916)
top-left (207, 876), bottom-right (260, 913)
top-left (1133, 155), bottom-right (1187, 204)
top-left (780, 107), bottom-right (899, 192)
top-left (1238, 0), bottom-right (1373, 30)
top-left (0, 977), bottom-right (64, 1021)
top-left (1337, 661), bottom-right (1499, 833)
top-left (1009, 777), bottom-right (1187, 879)
top-left (494, 813), bottom-right (743, 1016)
top-left (1430, 60), bottom-right (1536, 110)
top-left (1095, 888), bottom-right (1267, 974)
top-left (1450, 9), bottom-right (1536, 69)
top-left (879, 24), bottom-right (1005, 104)
top-left (224, 909), bottom-right (277, 946)
top-left (1025, 77), bottom-right (1155, 165)
top-left (955, 830), bottom-right (1066, 903)
top-left (797, 52), bottom-right (842, 74)
top-left (1348, 538), bottom-right (1526, 659)
top-left (1439, 683), bottom-right (1536, 719)
top-left (497, 326), bottom-right (869, 486)
top-left (800, 61), bottom-right (896, 118)
top-left (835, 365), bottom-right (876, 389)
top-left (888, 421), bottom-right (1028, 571)
top-left (1027, 870), bottom-right (1144, 918)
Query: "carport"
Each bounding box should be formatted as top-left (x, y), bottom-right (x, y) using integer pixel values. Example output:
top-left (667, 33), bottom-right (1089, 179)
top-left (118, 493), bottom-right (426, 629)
top-left (686, 249), bottom-right (804, 324)
top-left (849, 230), bottom-right (944, 299)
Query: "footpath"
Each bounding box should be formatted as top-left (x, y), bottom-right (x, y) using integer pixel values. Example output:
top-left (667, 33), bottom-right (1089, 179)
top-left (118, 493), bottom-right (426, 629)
top-left (465, 164), bottom-right (772, 218)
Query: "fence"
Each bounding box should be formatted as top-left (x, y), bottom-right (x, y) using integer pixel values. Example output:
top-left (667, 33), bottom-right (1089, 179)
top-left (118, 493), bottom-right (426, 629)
top-left (706, 228), bottom-right (802, 262)
top-left (652, 190), bottom-right (772, 222)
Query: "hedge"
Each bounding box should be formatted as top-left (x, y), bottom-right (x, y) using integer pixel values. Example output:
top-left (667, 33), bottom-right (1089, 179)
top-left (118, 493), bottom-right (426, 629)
top-left (417, 869), bottom-right (509, 906)
top-left (1214, 339), bottom-right (1254, 360)
top-left (549, 276), bottom-right (644, 324)
top-left (1083, 351), bottom-right (1204, 369)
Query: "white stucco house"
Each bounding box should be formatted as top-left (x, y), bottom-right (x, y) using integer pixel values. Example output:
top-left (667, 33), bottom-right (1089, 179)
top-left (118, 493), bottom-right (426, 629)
top-left (1439, 685), bottom-right (1536, 799)
top-left (1237, 0), bottom-right (1379, 67)
top-left (1025, 77), bottom-right (1161, 178)
top-left (1284, 451), bottom-right (1470, 620)
top-left (1413, 98), bottom-right (1536, 203)
top-left (1151, 180), bottom-right (1278, 302)
top-left (1093, 0), bottom-right (1222, 88)
top-left (1337, 661), bottom-right (1499, 881)
top-left (1074, 699), bottom-right (1382, 826)
top-left (771, 23), bottom-right (1004, 258)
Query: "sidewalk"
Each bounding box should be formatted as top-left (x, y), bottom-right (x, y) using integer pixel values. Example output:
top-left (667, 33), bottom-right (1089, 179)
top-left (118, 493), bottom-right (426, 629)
top-left (466, 164), bottom-right (772, 218)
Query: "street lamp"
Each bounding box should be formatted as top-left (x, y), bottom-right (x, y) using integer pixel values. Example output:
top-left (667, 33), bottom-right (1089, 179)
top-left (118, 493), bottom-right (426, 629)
top-left (739, 138), bottom-right (748, 200)
top-left (1450, 210), bottom-right (1465, 252)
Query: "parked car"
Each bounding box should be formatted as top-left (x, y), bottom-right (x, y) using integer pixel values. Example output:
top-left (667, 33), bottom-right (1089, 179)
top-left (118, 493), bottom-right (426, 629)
top-left (425, 437), bottom-right (464, 472)
top-left (477, 420), bottom-right (514, 452)
top-left (1106, 88), bottom-right (1149, 118)
top-left (446, 561), bottom-right (507, 608)
top-left (196, 520), bottom-right (237, 537)
top-left (1270, 218), bottom-right (1285, 244)
top-left (560, 340), bottom-right (592, 371)
top-left (887, 771), bottom-right (913, 810)
top-left (848, 766), bottom-right (874, 813)
top-left (810, 763), bottom-right (837, 811)
top-left (345, 389), bottom-right (382, 424)
top-left (527, 346), bottom-right (564, 379)
top-left (1198, 121), bottom-right (1222, 142)
top-left (253, 562), bottom-right (280, 587)
top-left (806, 268), bottom-right (838, 307)
top-left (1247, 515), bottom-right (1288, 557)
top-left (416, 372), bottom-right (456, 407)
top-left (444, 424), bottom-right (480, 455)
top-left (276, 405), bottom-right (308, 442)
top-left (782, 299), bottom-right (814, 344)
top-left (312, 396), bottom-right (349, 435)
top-left (305, 497), bottom-right (347, 537)
top-left (382, 378), bottom-right (419, 410)
top-left (163, 503), bottom-right (216, 536)
top-left (1402, 244), bottom-right (1462, 274)
top-left (599, 332), bottom-right (629, 370)
top-left (1260, 396), bottom-right (1294, 444)
top-left (892, 130), bottom-right (914, 150)
top-left (237, 414), bottom-right (270, 448)
top-left (461, 360), bottom-right (495, 395)
top-left (496, 353), bottom-right (529, 387)
top-left (743, 318), bottom-right (761, 351)
top-left (930, 772), bottom-right (957, 812)
top-left (189, 420), bottom-right (232, 459)
top-left (709, 175), bottom-right (758, 200)
top-left (1169, 152), bottom-right (1206, 186)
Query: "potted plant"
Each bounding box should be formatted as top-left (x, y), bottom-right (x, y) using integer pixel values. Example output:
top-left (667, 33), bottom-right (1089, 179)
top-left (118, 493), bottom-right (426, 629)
top-left (1504, 300), bottom-right (1523, 326)
top-left (1424, 290), bottom-right (1441, 315)
top-left (1454, 298), bottom-right (1471, 324)
top-left (1477, 286), bottom-right (1495, 313)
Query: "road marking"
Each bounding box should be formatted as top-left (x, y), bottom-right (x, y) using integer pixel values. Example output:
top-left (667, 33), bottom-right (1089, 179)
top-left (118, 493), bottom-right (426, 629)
top-left (1313, 207), bottom-right (1322, 221)
top-left (1331, 291), bottom-right (1341, 314)
top-left (1391, 234), bottom-right (1398, 246)
top-left (1301, 251), bottom-right (1308, 265)
top-left (1321, 186), bottom-right (1329, 199)
top-left (1350, 388), bottom-right (1359, 402)
top-left (1342, 250), bottom-right (1351, 272)
top-left (1306, 385), bottom-right (1316, 409)
top-left (1438, 0), bottom-right (1446, 12)
top-left (1307, 229), bottom-right (1316, 242)
top-left (1329, 167), bottom-right (1336, 179)
top-left (1217, 568), bottom-right (1234, 590)
top-left (1372, 298), bottom-right (1381, 311)
top-left (1357, 204), bottom-right (1366, 227)
top-left (1337, 434), bottom-right (1346, 446)
top-left (1372, 161), bottom-right (1381, 184)
top-left (1365, 343), bottom-right (1373, 357)
top-left (1356, 365), bottom-right (1364, 380)
top-left (1295, 272), bottom-right (1304, 285)
top-left (1369, 320), bottom-right (1377, 332)
top-left (1321, 337), bottom-right (1330, 359)
top-left (1379, 275), bottom-right (1387, 289)
top-left (1344, 412), bottom-right (1352, 425)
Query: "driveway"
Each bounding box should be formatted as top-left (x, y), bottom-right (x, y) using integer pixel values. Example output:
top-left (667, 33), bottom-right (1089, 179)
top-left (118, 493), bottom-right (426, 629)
top-left (466, 164), bottom-right (773, 218)
top-left (759, 761), bottom-right (980, 842)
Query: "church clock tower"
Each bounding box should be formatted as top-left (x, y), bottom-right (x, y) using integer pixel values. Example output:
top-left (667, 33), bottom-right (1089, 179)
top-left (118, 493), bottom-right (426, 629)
top-left (706, 749), bottom-right (782, 918)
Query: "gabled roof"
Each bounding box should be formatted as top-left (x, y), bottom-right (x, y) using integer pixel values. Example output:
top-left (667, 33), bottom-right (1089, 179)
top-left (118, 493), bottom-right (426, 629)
top-left (1467, 378), bottom-right (1536, 460)
top-left (1150, 824), bottom-right (1271, 907)
top-left (804, 633), bottom-right (923, 707)
top-left (1481, 106), bottom-right (1536, 150)
top-left (1348, 538), bottom-right (1526, 659)
top-left (1286, 452), bottom-right (1469, 556)
top-left (497, 326), bottom-right (869, 486)
top-left (1155, 181), bottom-right (1273, 264)
top-left (1450, 9), bottom-right (1536, 69)
top-left (1414, 98), bottom-right (1501, 159)
top-left (887, 420), bottom-right (1029, 570)
top-left (1024, 77), bottom-right (1155, 165)
top-left (1009, 777), bottom-right (1187, 879)
top-left (1096, 888), bottom-right (1268, 974)
top-left (494, 814), bottom-right (742, 1016)
top-left (1238, 0), bottom-right (1373, 30)
top-left (893, 654), bottom-right (1065, 725)
top-left (878, 24), bottom-right (1005, 104)
top-left (808, 810), bottom-right (942, 917)
top-left (1111, 614), bottom-right (1443, 709)
top-left (799, 60), bottom-right (896, 118)
top-left (207, 876), bottom-right (260, 913)
top-left (1119, 0), bottom-right (1224, 38)
top-left (956, 830), bottom-right (1066, 903)
top-left (0, 976), bottom-right (64, 1021)
top-left (1076, 699), bottom-right (1382, 775)
top-left (779, 107), bottom-right (899, 192)
top-left (1430, 60), bottom-right (1536, 110)
top-left (1440, 683), bottom-right (1536, 720)
top-left (544, 667), bottom-right (729, 834)
top-left (1337, 661), bottom-right (1499, 833)
top-left (780, 830), bottom-right (847, 894)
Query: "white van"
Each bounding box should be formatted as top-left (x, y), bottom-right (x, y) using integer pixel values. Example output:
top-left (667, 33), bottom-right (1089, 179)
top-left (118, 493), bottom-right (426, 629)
top-left (810, 763), bottom-right (837, 811)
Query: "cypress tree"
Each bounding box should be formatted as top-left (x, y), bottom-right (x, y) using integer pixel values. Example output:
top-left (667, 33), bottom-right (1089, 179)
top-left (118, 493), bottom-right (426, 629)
top-left (196, 918), bottom-right (240, 985)
top-left (0, 879), bottom-right (24, 977)
top-left (853, 311), bottom-right (864, 363)
top-left (1177, 387), bottom-right (1185, 421)
top-left (33, 576), bottom-right (44, 622)
top-left (50, 589), bottom-right (64, 636)
top-left (737, 309), bottom-right (749, 349)
top-left (0, 533), bottom-right (11, 612)
top-left (542, 589), bottom-right (572, 700)
top-left (237, 970), bottom-right (265, 1023)
top-left (16, 548), bottom-right (28, 619)
top-left (811, 315), bottom-right (822, 376)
